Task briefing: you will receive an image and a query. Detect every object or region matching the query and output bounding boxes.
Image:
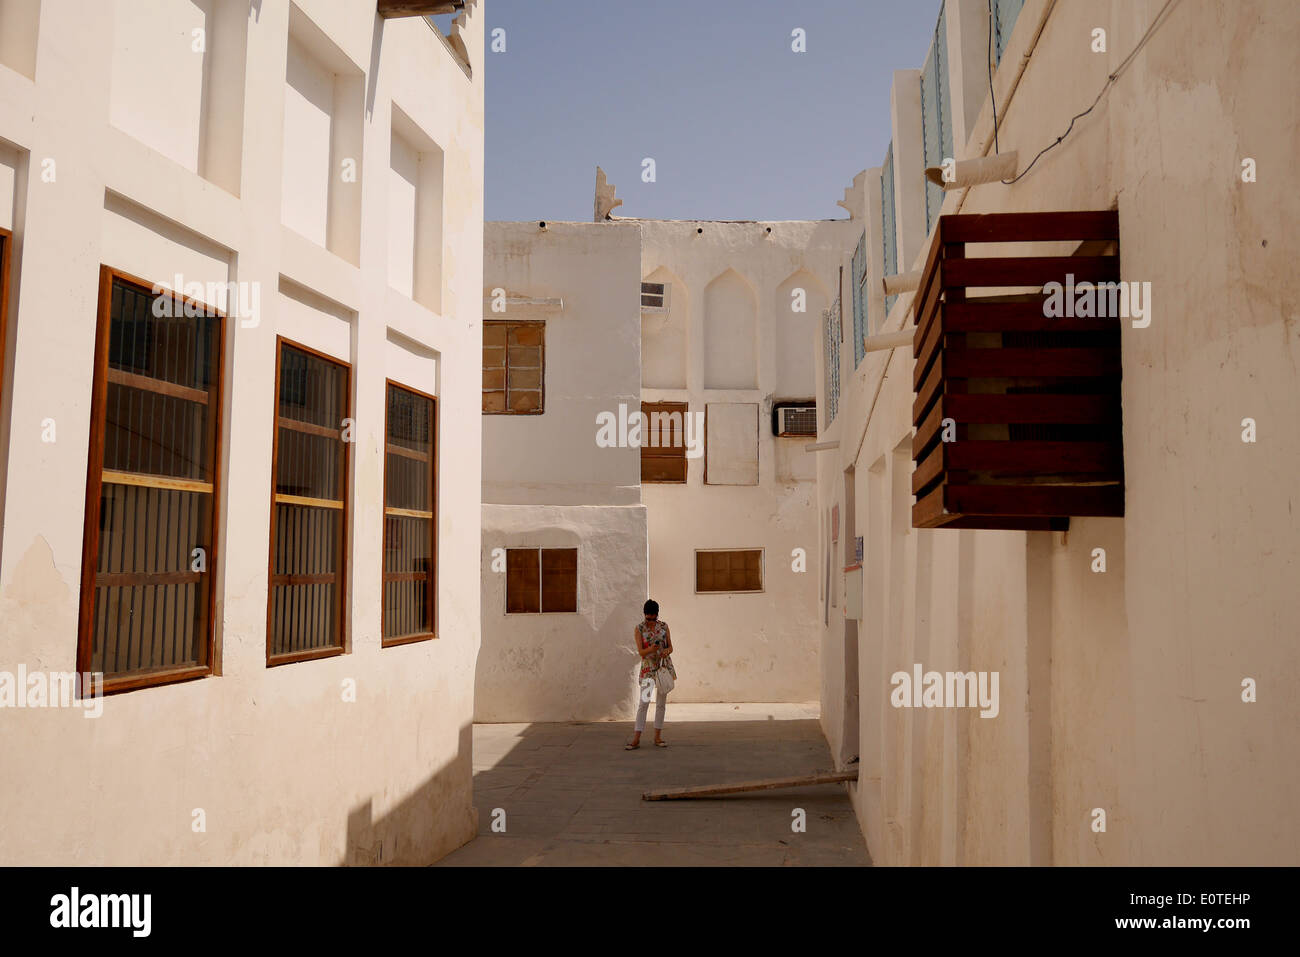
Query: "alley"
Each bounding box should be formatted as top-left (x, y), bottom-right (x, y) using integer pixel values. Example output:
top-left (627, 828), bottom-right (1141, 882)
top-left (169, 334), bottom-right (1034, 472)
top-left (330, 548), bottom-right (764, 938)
top-left (436, 704), bottom-right (871, 866)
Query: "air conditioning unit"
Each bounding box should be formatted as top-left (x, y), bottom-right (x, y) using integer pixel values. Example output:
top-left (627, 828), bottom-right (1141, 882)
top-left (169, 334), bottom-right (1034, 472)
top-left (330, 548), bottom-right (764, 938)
top-left (640, 281), bottom-right (669, 311)
top-left (773, 401), bottom-right (817, 437)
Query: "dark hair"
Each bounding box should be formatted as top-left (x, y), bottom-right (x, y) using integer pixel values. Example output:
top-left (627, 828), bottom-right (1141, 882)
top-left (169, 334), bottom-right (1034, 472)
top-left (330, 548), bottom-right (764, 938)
top-left (643, 599), bottom-right (659, 616)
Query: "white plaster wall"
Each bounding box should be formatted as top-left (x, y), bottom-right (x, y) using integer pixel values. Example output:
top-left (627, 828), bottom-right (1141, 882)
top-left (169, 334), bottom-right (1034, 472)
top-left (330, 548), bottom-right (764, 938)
top-left (0, 0), bottom-right (486, 866)
top-left (819, 0), bottom-right (1300, 865)
top-left (640, 218), bottom-right (856, 702)
top-left (481, 220), bottom-right (643, 507)
top-left (109, 0), bottom-right (213, 175)
top-left (477, 503), bottom-right (648, 722)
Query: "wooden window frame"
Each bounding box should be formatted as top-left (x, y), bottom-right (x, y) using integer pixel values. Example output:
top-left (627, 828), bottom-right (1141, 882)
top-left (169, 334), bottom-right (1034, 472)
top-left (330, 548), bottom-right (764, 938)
top-left (0, 227), bottom-right (10, 417)
top-left (382, 378), bottom-right (438, 647)
top-left (694, 547), bottom-right (765, 595)
top-left (266, 336), bottom-right (352, 666)
top-left (77, 266), bottom-right (225, 694)
top-left (504, 546), bottom-right (578, 615)
top-left (483, 319), bottom-right (545, 415)
top-left (640, 280), bottom-right (669, 312)
top-left (641, 400), bottom-right (689, 484)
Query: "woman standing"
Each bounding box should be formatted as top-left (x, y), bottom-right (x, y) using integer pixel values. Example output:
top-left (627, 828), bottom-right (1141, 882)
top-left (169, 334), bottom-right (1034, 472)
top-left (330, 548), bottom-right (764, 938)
top-left (626, 599), bottom-right (674, 750)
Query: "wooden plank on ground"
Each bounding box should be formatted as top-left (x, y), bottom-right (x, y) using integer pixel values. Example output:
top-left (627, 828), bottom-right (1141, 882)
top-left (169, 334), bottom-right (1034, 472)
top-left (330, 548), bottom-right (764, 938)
top-left (642, 770), bottom-right (858, 801)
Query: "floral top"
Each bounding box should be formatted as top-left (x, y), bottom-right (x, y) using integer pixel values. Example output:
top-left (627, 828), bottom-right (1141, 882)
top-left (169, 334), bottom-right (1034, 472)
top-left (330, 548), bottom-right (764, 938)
top-left (636, 619), bottom-right (675, 683)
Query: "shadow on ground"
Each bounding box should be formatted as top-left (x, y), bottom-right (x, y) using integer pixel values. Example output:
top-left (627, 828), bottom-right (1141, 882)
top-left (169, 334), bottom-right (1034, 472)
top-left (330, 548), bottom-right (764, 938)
top-left (436, 705), bottom-right (871, 866)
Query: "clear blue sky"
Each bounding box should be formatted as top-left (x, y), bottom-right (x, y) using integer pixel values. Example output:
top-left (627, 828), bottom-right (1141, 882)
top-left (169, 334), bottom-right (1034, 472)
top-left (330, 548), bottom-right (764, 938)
top-left (475, 0), bottom-right (943, 223)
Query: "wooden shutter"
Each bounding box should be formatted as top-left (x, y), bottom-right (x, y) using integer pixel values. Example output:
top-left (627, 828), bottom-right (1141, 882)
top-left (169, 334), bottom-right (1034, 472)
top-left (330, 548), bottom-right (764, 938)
top-left (696, 549), bottom-right (763, 593)
top-left (506, 548), bottom-right (540, 613)
top-left (484, 320), bottom-right (544, 414)
top-left (540, 547), bottom-right (578, 612)
top-left (641, 401), bottom-right (688, 483)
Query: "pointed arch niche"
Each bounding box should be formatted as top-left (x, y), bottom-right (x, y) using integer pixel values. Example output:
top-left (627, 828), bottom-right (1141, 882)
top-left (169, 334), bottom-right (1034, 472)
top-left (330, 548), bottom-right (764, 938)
top-left (775, 269), bottom-right (829, 397)
top-left (641, 266), bottom-right (687, 389)
top-left (703, 268), bottom-right (757, 390)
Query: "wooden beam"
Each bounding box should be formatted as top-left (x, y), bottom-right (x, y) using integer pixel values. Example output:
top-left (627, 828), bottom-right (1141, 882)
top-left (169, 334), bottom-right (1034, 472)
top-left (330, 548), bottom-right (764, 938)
top-left (642, 770), bottom-right (858, 801)
top-left (377, 1), bottom-right (464, 19)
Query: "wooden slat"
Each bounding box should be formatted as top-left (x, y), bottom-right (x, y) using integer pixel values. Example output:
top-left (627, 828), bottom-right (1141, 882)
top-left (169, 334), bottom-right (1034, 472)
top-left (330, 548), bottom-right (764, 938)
top-left (278, 416), bottom-right (340, 440)
top-left (944, 299), bottom-right (1121, 332)
top-left (912, 351), bottom-right (945, 424)
top-left (384, 506), bottom-right (433, 520)
top-left (942, 256), bottom-right (1118, 289)
top-left (107, 367), bottom-right (210, 404)
top-left (912, 315), bottom-right (947, 390)
top-left (912, 443), bottom-right (945, 496)
top-left (276, 493), bottom-right (344, 510)
top-left (642, 770), bottom-right (858, 801)
top-left (945, 483), bottom-right (1124, 517)
top-left (931, 515), bottom-right (1069, 531)
top-left (271, 573), bottom-right (338, 586)
top-left (913, 253), bottom-right (948, 354)
top-left (912, 484), bottom-right (947, 528)
top-left (944, 346), bottom-right (1121, 378)
top-left (911, 224), bottom-right (947, 324)
top-left (939, 210), bottom-right (1119, 244)
top-left (377, 0), bottom-right (464, 17)
top-left (382, 571), bottom-right (430, 583)
top-left (913, 396), bottom-right (946, 459)
top-left (944, 441), bottom-right (1122, 473)
top-left (386, 442), bottom-right (431, 463)
top-left (101, 470), bottom-right (212, 494)
top-left (943, 393), bottom-right (1120, 425)
top-left (95, 570), bottom-right (203, 587)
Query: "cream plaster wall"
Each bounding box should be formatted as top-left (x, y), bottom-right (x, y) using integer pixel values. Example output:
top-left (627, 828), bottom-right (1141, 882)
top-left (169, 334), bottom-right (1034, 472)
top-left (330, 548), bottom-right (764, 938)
top-left (477, 220), bottom-right (649, 721)
top-left (818, 0), bottom-right (1300, 866)
top-left (640, 218), bottom-right (855, 703)
top-left (0, 0), bottom-right (486, 866)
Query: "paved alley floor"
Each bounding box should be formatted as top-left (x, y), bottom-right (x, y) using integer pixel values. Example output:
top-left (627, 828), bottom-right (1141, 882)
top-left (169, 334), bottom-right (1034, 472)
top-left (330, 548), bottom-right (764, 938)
top-left (435, 703), bottom-right (871, 866)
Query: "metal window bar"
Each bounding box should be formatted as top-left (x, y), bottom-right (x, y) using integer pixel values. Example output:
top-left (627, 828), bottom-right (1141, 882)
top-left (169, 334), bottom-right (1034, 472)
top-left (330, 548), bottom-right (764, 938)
top-left (823, 299), bottom-right (841, 427)
top-left (993, 0), bottom-right (1026, 65)
top-left (881, 145), bottom-right (898, 317)
top-left (922, 1), bottom-right (952, 237)
top-left (851, 231), bottom-right (869, 367)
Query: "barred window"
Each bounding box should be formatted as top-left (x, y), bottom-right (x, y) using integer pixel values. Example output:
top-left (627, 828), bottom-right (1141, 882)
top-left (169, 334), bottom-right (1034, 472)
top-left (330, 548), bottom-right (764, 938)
top-left (881, 144), bottom-right (898, 317)
top-left (383, 382), bottom-right (436, 645)
top-left (483, 319), bottom-right (544, 413)
top-left (78, 269), bottom-right (224, 691)
top-left (851, 231), bottom-right (869, 367)
top-left (921, 1), bottom-right (953, 236)
top-left (992, 0), bottom-right (1027, 65)
top-left (268, 340), bottom-right (350, 664)
top-left (823, 300), bottom-right (841, 427)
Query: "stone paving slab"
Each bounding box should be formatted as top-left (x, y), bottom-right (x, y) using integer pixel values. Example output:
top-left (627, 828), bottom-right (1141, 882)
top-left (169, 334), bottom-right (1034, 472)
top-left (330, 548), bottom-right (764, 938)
top-left (435, 703), bottom-right (871, 867)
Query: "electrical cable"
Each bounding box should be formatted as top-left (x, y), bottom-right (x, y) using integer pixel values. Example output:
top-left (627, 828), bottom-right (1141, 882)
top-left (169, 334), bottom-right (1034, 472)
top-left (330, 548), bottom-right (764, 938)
top-left (986, 0), bottom-right (1180, 185)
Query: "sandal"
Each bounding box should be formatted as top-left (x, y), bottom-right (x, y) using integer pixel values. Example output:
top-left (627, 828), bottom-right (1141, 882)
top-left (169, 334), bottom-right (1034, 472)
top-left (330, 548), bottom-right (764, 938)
top-left (625, 741), bottom-right (640, 750)
top-left (654, 740), bottom-right (667, 748)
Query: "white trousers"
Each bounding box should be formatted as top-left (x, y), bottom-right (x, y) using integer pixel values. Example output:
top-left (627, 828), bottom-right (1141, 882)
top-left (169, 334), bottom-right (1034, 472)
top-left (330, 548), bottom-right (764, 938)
top-left (635, 683), bottom-right (668, 732)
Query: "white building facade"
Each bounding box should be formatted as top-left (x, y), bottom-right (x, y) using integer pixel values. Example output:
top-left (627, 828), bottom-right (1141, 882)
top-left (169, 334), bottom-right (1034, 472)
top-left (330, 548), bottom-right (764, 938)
top-left (815, 0), bottom-right (1300, 866)
top-left (0, 0), bottom-right (485, 865)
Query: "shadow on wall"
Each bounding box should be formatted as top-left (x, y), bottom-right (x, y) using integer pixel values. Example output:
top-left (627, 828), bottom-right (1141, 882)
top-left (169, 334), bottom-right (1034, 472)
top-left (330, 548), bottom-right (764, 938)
top-left (343, 721), bottom-right (477, 865)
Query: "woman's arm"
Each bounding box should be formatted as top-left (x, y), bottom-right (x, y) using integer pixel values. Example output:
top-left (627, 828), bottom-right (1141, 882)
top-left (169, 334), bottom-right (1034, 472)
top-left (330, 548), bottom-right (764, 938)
top-left (634, 627), bottom-right (654, 659)
top-left (664, 625), bottom-right (673, 655)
